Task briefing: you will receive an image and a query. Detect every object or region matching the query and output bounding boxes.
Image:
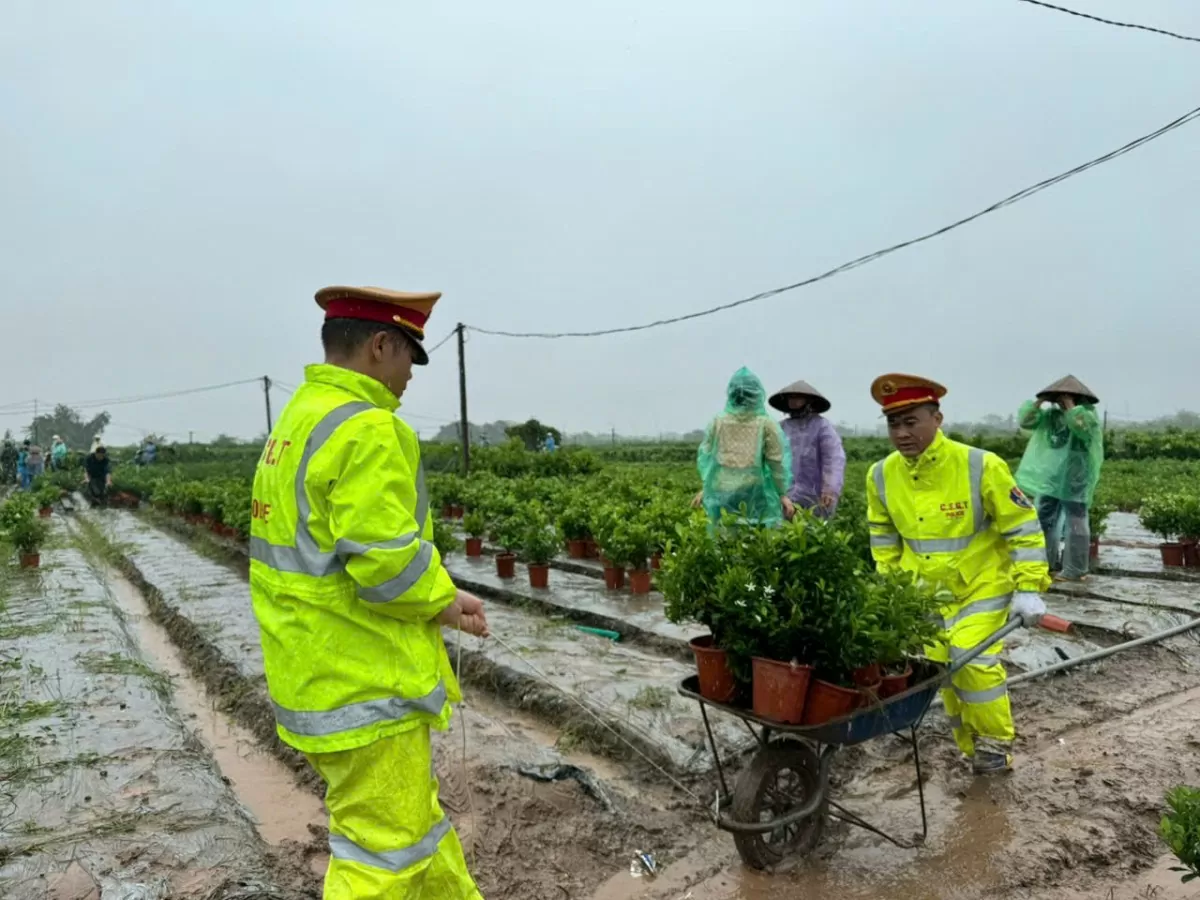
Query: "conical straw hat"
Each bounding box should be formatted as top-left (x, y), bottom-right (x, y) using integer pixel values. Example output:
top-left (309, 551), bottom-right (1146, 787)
top-left (1036, 375), bottom-right (1099, 405)
top-left (769, 379), bottom-right (831, 414)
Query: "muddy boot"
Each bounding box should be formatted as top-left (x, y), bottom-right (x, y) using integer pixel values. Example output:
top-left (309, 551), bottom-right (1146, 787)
top-left (972, 749), bottom-right (1013, 776)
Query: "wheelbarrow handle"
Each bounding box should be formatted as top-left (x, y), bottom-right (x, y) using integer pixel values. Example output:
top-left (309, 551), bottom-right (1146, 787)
top-left (945, 617), bottom-right (1025, 677)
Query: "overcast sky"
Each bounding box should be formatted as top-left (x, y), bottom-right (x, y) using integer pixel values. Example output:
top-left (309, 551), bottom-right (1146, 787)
top-left (2, 0), bottom-right (1196, 443)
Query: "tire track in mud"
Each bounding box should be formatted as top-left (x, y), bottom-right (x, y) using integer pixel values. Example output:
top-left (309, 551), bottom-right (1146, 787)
top-left (74, 509), bottom-right (717, 900)
top-left (0, 520), bottom-right (293, 900)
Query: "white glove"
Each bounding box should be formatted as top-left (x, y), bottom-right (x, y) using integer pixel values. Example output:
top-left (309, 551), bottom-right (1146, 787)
top-left (1010, 591), bottom-right (1046, 627)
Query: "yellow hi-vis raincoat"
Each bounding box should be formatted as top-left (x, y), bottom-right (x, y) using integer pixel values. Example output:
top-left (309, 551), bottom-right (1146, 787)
top-left (250, 363), bottom-right (480, 899)
top-left (866, 431), bottom-right (1050, 757)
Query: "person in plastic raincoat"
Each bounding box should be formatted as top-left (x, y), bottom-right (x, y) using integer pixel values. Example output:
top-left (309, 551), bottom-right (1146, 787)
top-left (1016, 375), bottom-right (1104, 583)
top-left (696, 368), bottom-right (793, 526)
top-left (866, 374), bottom-right (1050, 775)
top-left (769, 379), bottom-right (846, 518)
top-left (250, 285), bottom-right (487, 900)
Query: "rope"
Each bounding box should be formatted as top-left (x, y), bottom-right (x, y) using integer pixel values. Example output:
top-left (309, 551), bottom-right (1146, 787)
top-left (486, 631), bottom-right (708, 808)
top-left (455, 624), bottom-right (477, 869)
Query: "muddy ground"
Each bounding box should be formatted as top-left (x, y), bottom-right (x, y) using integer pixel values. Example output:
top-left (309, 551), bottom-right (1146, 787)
top-left (6, 505), bottom-right (1200, 899)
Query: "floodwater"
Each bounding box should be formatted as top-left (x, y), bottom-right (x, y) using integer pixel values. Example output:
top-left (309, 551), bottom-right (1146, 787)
top-left (104, 566), bottom-right (326, 850)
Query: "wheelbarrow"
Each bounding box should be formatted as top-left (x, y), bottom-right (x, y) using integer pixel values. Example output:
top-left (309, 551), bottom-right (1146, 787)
top-left (677, 618), bottom-right (1024, 869)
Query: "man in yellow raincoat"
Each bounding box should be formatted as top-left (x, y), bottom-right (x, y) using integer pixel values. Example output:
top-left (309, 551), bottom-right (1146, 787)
top-left (866, 374), bottom-right (1050, 774)
top-left (250, 285), bottom-right (487, 898)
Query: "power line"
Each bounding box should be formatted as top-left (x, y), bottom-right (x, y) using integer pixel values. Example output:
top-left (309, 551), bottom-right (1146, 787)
top-left (425, 327), bottom-right (457, 357)
top-left (469, 101), bottom-right (1200, 339)
top-left (63, 378), bottom-right (262, 410)
top-left (1014, 0), bottom-right (1200, 43)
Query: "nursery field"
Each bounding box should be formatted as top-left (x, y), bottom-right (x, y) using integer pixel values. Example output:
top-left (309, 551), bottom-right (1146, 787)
top-left (2, 435), bottom-right (1200, 899)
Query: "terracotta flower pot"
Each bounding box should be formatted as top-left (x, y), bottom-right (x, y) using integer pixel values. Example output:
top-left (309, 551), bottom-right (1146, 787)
top-left (566, 539), bottom-right (587, 559)
top-left (584, 539), bottom-right (599, 559)
top-left (650, 552), bottom-right (662, 571)
top-left (465, 537), bottom-right (483, 557)
top-left (603, 565), bottom-right (625, 590)
top-left (496, 553), bottom-right (517, 579)
top-left (19, 552), bottom-right (39, 569)
top-left (751, 657), bottom-right (813, 724)
top-left (1184, 541), bottom-right (1200, 569)
top-left (451, 505), bottom-right (465, 520)
top-left (802, 678), bottom-right (861, 726)
top-left (851, 663), bottom-right (881, 688)
top-left (1161, 542), bottom-right (1187, 568)
top-left (878, 665), bottom-right (913, 698)
top-left (628, 569), bottom-right (652, 595)
top-left (690, 635), bottom-right (738, 703)
top-left (37, 507), bottom-right (51, 519)
top-left (528, 564), bottom-right (550, 589)
top-left (441, 505), bottom-right (454, 520)
top-left (1089, 539), bottom-right (1100, 562)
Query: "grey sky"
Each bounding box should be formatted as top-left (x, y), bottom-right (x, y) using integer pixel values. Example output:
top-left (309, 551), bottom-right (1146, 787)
top-left (2, 0), bottom-right (1195, 443)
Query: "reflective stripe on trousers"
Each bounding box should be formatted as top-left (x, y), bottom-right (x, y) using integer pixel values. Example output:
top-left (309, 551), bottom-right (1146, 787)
top-left (307, 727), bottom-right (482, 899)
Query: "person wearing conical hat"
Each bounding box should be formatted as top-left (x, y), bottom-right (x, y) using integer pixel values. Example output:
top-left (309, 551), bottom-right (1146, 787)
top-left (769, 379), bottom-right (845, 518)
top-left (1016, 375), bottom-right (1104, 583)
top-left (249, 286), bottom-right (487, 899)
top-left (866, 374), bottom-right (1050, 775)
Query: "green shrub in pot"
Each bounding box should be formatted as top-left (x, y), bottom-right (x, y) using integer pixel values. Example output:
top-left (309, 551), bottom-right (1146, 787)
top-left (462, 510), bottom-right (488, 539)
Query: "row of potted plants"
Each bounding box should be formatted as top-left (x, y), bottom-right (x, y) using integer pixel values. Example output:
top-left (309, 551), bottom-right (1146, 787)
top-left (659, 509), bottom-right (946, 726)
top-left (1140, 491), bottom-right (1200, 568)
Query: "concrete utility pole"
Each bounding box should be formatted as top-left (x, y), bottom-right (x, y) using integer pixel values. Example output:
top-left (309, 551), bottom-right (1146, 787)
top-left (262, 376), bottom-right (273, 433)
top-left (456, 324), bottom-right (470, 474)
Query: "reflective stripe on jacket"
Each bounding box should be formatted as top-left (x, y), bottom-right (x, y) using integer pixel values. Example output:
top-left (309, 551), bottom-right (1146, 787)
top-left (250, 363), bottom-right (460, 754)
top-left (866, 431), bottom-right (1051, 608)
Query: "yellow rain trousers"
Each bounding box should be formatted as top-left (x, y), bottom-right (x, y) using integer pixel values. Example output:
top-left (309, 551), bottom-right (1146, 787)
top-left (250, 363), bottom-right (479, 897)
top-left (867, 431), bottom-right (1050, 758)
top-left (307, 727), bottom-right (481, 899)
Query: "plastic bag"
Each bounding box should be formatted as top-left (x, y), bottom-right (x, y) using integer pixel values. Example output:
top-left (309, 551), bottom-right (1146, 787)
top-left (697, 368), bottom-right (792, 526)
top-left (1015, 400), bottom-right (1104, 504)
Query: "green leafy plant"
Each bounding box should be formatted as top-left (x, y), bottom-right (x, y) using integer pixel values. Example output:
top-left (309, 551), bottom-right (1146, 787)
top-left (1161, 785), bottom-right (1200, 883)
top-left (1087, 499), bottom-right (1115, 539)
top-left (556, 500), bottom-right (593, 542)
top-left (462, 510), bottom-right (488, 539)
top-left (431, 518), bottom-right (460, 557)
top-left (1141, 492), bottom-right (1184, 542)
top-left (518, 509), bottom-right (561, 566)
top-left (1, 496), bottom-right (49, 556)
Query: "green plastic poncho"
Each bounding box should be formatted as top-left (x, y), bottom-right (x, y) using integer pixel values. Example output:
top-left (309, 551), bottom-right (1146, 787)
top-left (1015, 400), bottom-right (1104, 505)
top-left (698, 367), bottom-right (792, 526)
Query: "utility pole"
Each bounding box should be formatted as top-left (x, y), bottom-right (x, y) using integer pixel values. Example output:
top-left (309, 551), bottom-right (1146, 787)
top-left (188, 430), bottom-right (194, 445)
top-left (456, 323), bottom-right (470, 474)
top-left (262, 376), bottom-right (273, 433)
top-left (32, 398), bottom-right (38, 445)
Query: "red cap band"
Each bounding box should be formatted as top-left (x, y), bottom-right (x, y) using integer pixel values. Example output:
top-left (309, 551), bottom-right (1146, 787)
top-left (881, 386), bottom-right (939, 412)
top-left (324, 297), bottom-right (428, 337)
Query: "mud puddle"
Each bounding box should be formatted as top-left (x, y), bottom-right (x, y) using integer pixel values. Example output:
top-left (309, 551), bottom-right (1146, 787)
top-left (102, 563), bottom-right (326, 854)
top-left (0, 525), bottom-right (288, 899)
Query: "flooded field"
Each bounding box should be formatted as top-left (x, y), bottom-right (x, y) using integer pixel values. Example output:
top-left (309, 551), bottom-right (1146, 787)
top-left (5, 506), bottom-right (1200, 899)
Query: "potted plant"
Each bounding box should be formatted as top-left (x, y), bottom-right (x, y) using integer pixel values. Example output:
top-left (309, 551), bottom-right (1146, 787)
top-left (492, 514), bottom-right (524, 580)
top-left (519, 512), bottom-right (560, 590)
top-left (661, 512), bottom-right (739, 703)
top-left (1087, 500), bottom-right (1115, 562)
top-left (2, 494), bottom-right (50, 570)
top-left (1141, 492), bottom-right (1186, 567)
top-left (34, 484), bottom-right (59, 518)
top-left (1177, 495), bottom-right (1200, 569)
top-left (557, 502), bottom-right (592, 560)
top-left (592, 507), bottom-right (629, 591)
top-left (462, 511), bottom-right (487, 558)
top-left (620, 520), bottom-right (657, 595)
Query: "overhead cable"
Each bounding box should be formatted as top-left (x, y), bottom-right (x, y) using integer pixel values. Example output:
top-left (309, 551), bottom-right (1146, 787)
top-left (469, 102), bottom-right (1200, 339)
top-left (425, 327), bottom-right (457, 357)
top-left (1015, 0), bottom-right (1200, 43)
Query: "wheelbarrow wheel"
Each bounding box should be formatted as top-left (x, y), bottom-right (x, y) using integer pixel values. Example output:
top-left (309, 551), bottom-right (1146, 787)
top-left (731, 740), bottom-right (826, 870)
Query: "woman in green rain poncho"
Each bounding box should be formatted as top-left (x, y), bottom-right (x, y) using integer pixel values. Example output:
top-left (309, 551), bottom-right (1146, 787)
top-left (1015, 375), bottom-right (1104, 582)
top-left (696, 367), bottom-right (793, 526)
